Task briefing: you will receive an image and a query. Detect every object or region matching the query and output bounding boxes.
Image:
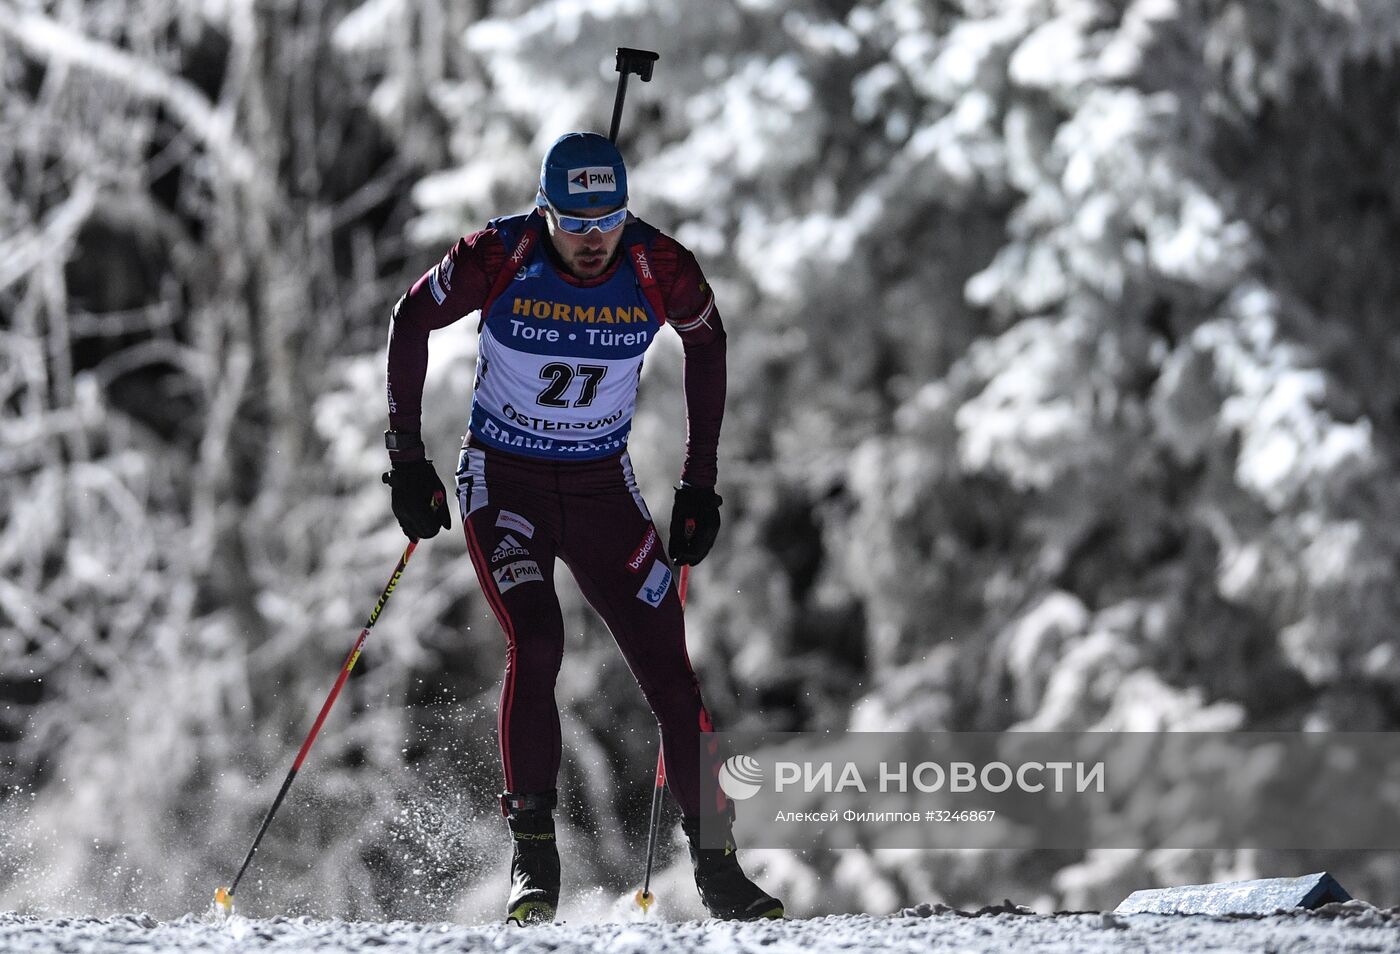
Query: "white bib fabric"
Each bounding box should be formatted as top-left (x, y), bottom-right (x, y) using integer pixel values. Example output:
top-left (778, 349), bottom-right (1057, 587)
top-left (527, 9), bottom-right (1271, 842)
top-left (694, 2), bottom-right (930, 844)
top-left (468, 252), bottom-right (661, 460)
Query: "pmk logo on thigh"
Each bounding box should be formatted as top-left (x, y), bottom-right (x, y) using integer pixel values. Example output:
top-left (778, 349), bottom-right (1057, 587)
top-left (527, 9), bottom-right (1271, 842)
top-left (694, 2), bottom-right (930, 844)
top-left (495, 560), bottom-right (543, 593)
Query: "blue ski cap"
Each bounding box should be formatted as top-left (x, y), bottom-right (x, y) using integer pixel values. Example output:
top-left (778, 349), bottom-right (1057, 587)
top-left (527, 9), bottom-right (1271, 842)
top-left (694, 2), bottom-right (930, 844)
top-left (538, 132), bottom-right (628, 213)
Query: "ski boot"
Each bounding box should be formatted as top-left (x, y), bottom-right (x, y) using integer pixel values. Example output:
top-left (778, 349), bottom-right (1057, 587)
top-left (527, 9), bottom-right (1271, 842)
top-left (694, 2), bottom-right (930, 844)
top-left (503, 790), bottom-right (559, 925)
top-left (681, 815), bottom-right (784, 920)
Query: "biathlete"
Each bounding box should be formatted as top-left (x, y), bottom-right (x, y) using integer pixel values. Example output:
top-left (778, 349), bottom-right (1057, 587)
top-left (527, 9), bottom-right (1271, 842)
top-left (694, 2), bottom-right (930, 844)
top-left (382, 132), bottom-right (782, 923)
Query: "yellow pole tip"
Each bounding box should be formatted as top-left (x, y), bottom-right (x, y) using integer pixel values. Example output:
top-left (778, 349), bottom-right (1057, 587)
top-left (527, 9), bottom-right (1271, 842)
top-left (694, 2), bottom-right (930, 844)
top-left (634, 888), bottom-right (655, 912)
top-left (214, 887), bottom-right (233, 912)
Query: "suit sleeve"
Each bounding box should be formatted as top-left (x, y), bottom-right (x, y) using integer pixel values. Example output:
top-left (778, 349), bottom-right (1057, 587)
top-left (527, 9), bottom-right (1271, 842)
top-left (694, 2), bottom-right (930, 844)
top-left (661, 240), bottom-right (726, 488)
top-left (386, 229), bottom-right (505, 461)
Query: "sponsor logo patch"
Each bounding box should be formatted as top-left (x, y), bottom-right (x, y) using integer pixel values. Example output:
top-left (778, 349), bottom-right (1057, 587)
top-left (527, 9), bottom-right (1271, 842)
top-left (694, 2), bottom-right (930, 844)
top-left (567, 166), bottom-right (618, 194)
top-left (491, 534), bottom-right (530, 564)
top-left (493, 560), bottom-right (542, 594)
top-left (636, 560), bottom-right (672, 608)
top-left (627, 527), bottom-right (658, 573)
top-left (428, 254), bottom-right (455, 305)
top-left (496, 510), bottom-right (535, 539)
top-left (509, 297), bottom-right (649, 324)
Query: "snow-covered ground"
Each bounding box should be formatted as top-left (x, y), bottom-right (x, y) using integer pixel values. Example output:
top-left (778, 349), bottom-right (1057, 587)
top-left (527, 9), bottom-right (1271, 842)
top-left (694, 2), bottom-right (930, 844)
top-left (4, 903), bottom-right (1400, 953)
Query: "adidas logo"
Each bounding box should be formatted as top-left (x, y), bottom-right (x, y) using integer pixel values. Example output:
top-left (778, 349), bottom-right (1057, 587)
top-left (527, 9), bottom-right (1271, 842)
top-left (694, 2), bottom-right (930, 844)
top-left (492, 534), bottom-right (531, 564)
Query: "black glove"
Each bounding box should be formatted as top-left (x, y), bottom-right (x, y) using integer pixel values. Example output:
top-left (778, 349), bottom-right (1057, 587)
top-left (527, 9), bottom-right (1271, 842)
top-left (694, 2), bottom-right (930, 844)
top-left (381, 460), bottom-right (451, 540)
top-left (669, 484), bottom-right (722, 566)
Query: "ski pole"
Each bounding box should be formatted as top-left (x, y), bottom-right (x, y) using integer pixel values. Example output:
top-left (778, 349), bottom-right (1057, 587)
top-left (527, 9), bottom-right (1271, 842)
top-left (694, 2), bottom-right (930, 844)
top-left (214, 539), bottom-right (418, 914)
top-left (608, 48), bottom-right (659, 143)
top-left (635, 563), bottom-right (688, 912)
top-left (635, 747), bottom-right (667, 912)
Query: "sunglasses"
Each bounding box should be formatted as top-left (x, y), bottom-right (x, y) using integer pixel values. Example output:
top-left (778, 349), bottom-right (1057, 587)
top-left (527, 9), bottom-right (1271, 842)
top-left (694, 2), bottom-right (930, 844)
top-left (540, 196), bottom-right (629, 235)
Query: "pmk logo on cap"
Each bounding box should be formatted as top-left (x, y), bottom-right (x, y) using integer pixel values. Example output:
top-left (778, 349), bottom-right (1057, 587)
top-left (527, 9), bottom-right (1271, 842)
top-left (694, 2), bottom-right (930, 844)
top-left (567, 166), bottom-right (618, 194)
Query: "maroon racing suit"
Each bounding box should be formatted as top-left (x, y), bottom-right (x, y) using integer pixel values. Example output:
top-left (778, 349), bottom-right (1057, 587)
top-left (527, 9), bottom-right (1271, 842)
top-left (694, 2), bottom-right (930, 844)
top-left (387, 211), bottom-right (729, 820)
